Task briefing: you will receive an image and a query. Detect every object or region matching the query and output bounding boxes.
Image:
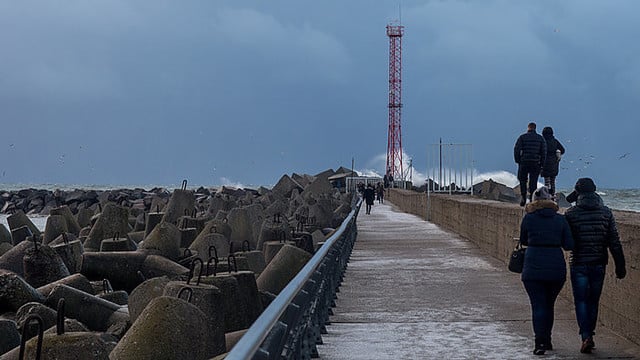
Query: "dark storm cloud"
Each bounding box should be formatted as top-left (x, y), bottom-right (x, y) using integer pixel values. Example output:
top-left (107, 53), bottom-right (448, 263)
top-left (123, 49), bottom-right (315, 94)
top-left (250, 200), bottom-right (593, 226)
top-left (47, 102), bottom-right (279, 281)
top-left (1, 1), bottom-right (638, 188)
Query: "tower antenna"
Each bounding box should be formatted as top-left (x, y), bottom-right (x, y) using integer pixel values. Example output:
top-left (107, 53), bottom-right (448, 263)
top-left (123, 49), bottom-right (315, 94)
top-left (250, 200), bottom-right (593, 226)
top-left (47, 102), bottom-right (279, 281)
top-left (386, 21), bottom-right (404, 182)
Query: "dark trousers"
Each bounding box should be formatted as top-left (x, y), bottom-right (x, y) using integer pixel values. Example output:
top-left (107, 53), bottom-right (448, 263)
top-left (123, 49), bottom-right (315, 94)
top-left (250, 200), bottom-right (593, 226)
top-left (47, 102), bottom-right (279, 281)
top-left (518, 163), bottom-right (541, 198)
top-left (544, 176), bottom-right (556, 195)
top-left (523, 279), bottom-right (565, 344)
top-left (571, 264), bottom-right (606, 340)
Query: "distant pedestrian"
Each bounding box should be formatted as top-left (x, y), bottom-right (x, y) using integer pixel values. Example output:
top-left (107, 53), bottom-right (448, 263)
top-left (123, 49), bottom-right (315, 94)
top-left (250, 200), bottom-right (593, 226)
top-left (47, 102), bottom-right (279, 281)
top-left (383, 174), bottom-right (389, 189)
top-left (514, 122), bottom-right (547, 207)
top-left (519, 186), bottom-right (574, 355)
top-left (363, 183), bottom-right (375, 214)
top-left (540, 127), bottom-right (565, 197)
top-left (564, 178), bottom-right (626, 354)
top-left (376, 182), bottom-right (384, 204)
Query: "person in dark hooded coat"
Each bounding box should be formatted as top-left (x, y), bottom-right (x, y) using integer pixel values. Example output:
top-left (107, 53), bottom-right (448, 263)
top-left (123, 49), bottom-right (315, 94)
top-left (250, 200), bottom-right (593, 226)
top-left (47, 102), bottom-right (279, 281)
top-left (564, 177), bottom-right (626, 354)
top-left (519, 186), bottom-right (574, 355)
top-left (540, 127), bottom-right (565, 196)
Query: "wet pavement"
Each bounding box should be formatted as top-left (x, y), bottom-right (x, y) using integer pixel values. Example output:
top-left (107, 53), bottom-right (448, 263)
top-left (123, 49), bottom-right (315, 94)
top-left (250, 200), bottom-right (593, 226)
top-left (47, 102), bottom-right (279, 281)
top-left (318, 201), bottom-right (640, 359)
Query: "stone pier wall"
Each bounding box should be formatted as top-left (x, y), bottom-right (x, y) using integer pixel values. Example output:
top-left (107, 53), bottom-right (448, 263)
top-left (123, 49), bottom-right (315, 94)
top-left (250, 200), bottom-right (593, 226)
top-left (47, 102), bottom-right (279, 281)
top-left (388, 188), bottom-right (640, 345)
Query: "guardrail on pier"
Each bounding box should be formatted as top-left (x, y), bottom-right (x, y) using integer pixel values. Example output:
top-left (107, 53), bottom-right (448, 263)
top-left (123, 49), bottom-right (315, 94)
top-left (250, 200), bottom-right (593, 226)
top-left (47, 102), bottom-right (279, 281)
top-left (226, 199), bottom-right (362, 359)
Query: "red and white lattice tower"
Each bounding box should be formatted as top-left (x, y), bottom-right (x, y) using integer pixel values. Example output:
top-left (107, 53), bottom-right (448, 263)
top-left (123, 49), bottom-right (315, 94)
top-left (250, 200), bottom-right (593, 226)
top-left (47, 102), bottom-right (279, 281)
top-left (386, 23), bottom-right (404, 181)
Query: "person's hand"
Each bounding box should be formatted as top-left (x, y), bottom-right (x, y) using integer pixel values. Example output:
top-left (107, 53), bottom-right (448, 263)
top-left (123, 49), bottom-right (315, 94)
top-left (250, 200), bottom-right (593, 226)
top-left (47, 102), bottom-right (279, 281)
top-left (616, 267), bottom-right (626, 279)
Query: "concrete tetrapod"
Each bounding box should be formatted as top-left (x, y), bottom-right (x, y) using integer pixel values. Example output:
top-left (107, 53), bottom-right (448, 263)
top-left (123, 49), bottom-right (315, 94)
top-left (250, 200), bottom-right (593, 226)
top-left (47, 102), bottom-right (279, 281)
top-left (233, 250), bottom-right (267, 276)
top-left (22, 244), bottom-right (70, 288)
top-left (161, 187), bottom-right (195, 225)
top-left (36, 273), bottom-right (93, 298)
top-left (15, 302), bottom-right (57, 340)
top-left (0, 270), bottom-right (45, 313)
top-left (0, 224), bottom-right (11, 245)
top-left (262, 241), bottom-right (286, 265)
top-left (81, 251), bottom-right (189, 293)
top-left (42, 215), bottom-right (68, 245)
top-left (0, 243), bottom-right (12, 257)
top-left (51, 239), bottom-right (84, 274)
top-left (164, 279), bottom-right (227, 357)
top-left (109, 296), bottom-right (209, 360)
top-left (127, 276), bottom-right (171, 323)
top-left (144, 211), bottom-right (163, 237)
top-left (6, 211), bottom-right (41, 238)
top-left (228, 270), bottom-right (263, 326)
top-left (84, 204), bottom-right (130, 252)
top-left (256, 244), bottom-right (312, 295)
top-left (139, 221), bottom-right (182, 261)
top-left (3, 331), bottom-right (117, 360)
top-left (8, 226), bottom-right (34, 248)
top-left (49, 205), bottom-right (82, 236)
top-left (189, 232), bottom-right (231, 260)
top-left (0, 240), bottom-right (34, 277)
top-left (45, 284), bottom-right (129, 332)
top-left (0, 319), bottom-right (20, 356)
top-left (198, 272), bottom-right (246, 333)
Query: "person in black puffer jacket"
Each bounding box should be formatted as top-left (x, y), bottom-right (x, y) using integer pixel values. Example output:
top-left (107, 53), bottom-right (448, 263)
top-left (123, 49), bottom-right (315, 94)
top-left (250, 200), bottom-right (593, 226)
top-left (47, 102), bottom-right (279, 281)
top-left (540, 127), bottom-right (565, 196)
top-left (520, 186), bottom-right (574, 355)
top-left (564, 177), bottom-right (626, 354)
top-left (514, 122), bottom-right (547, 206)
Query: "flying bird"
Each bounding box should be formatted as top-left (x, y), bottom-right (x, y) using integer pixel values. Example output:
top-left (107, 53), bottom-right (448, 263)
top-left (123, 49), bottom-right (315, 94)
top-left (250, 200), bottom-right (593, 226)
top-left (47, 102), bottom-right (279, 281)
top-left (619, 152), bottom-right (631, 159)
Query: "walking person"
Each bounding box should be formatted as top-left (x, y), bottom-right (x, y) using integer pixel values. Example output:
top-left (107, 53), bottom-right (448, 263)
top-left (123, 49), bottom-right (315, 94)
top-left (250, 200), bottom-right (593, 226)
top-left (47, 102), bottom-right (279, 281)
top-left (564, 178), bottom-right (626, 354)
top-left (376, 182), bottom-right (384, 204)
top-left (540, 127), bottom-right (565, 197)
top-left (514, 122), bottom-right (547, 206)
top-left (363, 183), bottom-right (375, 215)
top-left (519, 186), bottom-right (574, 355)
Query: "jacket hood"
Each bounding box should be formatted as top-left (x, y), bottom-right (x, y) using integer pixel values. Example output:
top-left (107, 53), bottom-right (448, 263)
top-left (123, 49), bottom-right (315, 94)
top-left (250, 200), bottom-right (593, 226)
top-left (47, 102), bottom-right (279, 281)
top-left (576, 192), bottom-right (604, 210)
top-left (526, 199), bottom-right (559, 214)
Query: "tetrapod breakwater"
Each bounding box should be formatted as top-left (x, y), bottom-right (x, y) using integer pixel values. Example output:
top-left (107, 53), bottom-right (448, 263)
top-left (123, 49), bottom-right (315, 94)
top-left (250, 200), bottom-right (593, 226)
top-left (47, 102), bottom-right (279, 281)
top-left (0, 168), bottom-right (356, 359)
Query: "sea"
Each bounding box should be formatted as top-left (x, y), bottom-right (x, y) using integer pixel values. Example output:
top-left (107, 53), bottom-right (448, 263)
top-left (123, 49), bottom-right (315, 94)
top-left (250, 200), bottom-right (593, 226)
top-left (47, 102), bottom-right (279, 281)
top-left (1, 184), bottom-right (639, 231)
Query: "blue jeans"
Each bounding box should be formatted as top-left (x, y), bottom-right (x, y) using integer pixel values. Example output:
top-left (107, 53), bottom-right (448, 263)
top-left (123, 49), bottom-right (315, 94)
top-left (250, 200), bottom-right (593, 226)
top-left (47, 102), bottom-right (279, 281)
top-left (570, 264), bottom-right (606, 340)
top-left (523, 280), bottom-right (565, 344)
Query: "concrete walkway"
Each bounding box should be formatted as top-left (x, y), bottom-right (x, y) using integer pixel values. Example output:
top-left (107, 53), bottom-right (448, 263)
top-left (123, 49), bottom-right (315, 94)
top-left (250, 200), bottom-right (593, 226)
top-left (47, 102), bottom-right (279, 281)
top-left (318, 201), bottom-right (640, 359)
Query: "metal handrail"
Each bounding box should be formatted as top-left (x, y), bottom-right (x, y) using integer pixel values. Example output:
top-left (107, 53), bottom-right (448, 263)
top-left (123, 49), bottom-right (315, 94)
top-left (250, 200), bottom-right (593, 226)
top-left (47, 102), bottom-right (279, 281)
top-left (226, 198), bottom-right (361, 359)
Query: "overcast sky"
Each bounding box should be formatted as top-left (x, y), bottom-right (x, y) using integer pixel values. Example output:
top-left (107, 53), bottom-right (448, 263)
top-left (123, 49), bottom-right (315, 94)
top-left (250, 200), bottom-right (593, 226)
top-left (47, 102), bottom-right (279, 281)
top-left (1, 1), bottom-right (638, 189)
